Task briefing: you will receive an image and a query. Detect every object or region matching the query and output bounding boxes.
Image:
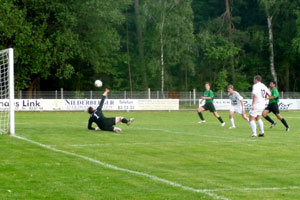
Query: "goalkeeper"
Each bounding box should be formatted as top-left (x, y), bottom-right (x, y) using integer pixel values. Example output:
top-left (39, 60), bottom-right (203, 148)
top-left (87, 89), bottom-right (134, 133)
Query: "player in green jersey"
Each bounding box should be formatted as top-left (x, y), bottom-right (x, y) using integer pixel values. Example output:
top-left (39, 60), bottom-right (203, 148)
top-left (197, 82), bottom-right (225, 126)
top-left (262, 81), bottom-right (290, 131)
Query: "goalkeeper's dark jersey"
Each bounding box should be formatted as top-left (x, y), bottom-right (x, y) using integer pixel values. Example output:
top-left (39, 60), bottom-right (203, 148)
top-left (88, 95), bottom-right (115, 131)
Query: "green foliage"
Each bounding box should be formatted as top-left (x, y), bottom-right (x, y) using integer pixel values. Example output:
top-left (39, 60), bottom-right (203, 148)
top-left (1, 0), bottom-right (300, 91)
top-left (216, 69), bottom-right (228, 92)
top-left (234, 73), bottom-right (251, 91)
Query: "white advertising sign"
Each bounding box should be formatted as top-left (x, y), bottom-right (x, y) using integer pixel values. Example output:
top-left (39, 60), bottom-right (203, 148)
top-left (0, 99), bottom-right (179, 111)
top-left (199, 99), bottom-right (300, 110)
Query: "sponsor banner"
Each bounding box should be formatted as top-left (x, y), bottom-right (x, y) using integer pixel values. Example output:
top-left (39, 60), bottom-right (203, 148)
top-left (0, 99), bottom-right (179, 111)
top-left (199, 99), bottom-right (300, 110)
top-left (136, 99), bottom-right (179, 110)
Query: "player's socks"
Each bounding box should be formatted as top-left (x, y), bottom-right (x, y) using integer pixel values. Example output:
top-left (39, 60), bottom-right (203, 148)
top-left (198, 112), bottom-right (205, 120)
top-left (250, 121), bottom-right (257, 136)
top-left (127, 118), bottom-right (134, 126)
top-left (257, 119), bottom-right (264, 134)
top-left (264, 115), bottom-right (274, 124)
top-left (218, 117), bottom-right (224, 124)
top-left (121, 118), bottom-right (129, 123)
top-left (230, 118), bottom-right (235, 128)
top-left (281, 118), bottom-right (289, 128)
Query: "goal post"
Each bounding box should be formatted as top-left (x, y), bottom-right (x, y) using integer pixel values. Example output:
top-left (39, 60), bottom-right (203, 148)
top-left (0, 48), bottom-right (15, 135)
top-left (9, 48), bottom-right (15, 135)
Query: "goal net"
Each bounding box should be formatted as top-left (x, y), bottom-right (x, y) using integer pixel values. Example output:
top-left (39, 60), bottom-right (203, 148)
top-left (0, 48), bottom-right (15, 135)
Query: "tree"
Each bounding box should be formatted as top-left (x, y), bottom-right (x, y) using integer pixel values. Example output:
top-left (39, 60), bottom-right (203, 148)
top-left (134, 0), bottom-right (148, 89)
top-left (260, 0), bottom-right (287, 84)
top-left (142, 0), bottom-right (195, 92)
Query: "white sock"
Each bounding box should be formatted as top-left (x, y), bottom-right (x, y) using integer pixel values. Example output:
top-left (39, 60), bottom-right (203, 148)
top-left (257, 119), bottom-right (264, 134)
top-left (230, 118), bottom-right (235, 127)
top-left (250, 120), bottom-right (257, 135)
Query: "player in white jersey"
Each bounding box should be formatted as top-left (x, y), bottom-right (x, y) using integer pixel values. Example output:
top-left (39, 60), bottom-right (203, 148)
top-left (249, 75), bottom-right (270, 137)
top-left (227, 85), bottom-right (249, 129)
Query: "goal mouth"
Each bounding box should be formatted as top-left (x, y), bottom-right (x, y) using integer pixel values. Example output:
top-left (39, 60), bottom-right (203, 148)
top-left (0, 48), bottom-right (15, 135)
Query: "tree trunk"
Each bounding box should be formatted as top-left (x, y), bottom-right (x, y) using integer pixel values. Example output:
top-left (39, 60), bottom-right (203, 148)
top-left (27, 77), bottom-right (40, 99)
top-left (160, 35), bottom-right (164, 94)
top-left (160, 14), bottom-right (165, 95)
top-left (267, 15), bottom-right (278, 83)
top-left (225, 0), bottom-right (235, 83)
top-left (185, 64), bottom-right (188, 92)
top-left (134, 0), bottom-right (148, 89)
top-left (285, 64), bottom-right (289, 91)
top-left (225, 0), bottom-right (231, 30)
top-left (126, 11), bottom-right (133, 97)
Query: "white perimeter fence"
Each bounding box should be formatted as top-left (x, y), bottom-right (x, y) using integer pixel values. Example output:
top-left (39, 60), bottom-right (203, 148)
top-left (6, 90), bottom-right (300, 111)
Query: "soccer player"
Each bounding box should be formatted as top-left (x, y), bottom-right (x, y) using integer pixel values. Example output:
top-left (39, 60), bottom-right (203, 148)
top-left (249, 75), bottom-right (270, 137)
top-left (87, 89), bottom-right (134, 133)
top-left (197, 82), bottom-right (225, 126)
top-left (262, 81), bottom-right (290, 131)
top-left (227, 85), bottom-right (249, 129)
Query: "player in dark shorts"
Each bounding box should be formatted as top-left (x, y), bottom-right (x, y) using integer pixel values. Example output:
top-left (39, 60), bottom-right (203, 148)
top-left (87, 89), bottom-right (134, 133)
top-left (197, 82), bottom-right (225, 126)
top-left (262, 81), bottom-right (290, 131)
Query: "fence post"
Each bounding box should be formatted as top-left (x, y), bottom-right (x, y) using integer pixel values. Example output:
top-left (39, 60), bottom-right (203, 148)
top-left (189, 91), bottom-right (192, 106)
top-left (124, 91), bottom-right (126, 99)
top-left (193, 88), bottom-right (196, 105)
top-left (157, 91), bottom-right (159, 99)
top-left (221, 91), bottom-right (223, 99)
top-left (281, 91), bottom-right (284, 99)
top-left (61, 88), bottom-right (63, 99)
top-left (19, 90), bottom-right (22, 99)
top-left (90, 90), bottom-right (93, 99)
top-left (148, 88), bottom-right (151, 99)
top-left (55, 90), bottom-right (57, 99)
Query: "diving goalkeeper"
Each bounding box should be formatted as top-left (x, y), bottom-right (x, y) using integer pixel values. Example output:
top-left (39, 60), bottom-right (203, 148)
top-left (87, 89), bottom-right (134, 133)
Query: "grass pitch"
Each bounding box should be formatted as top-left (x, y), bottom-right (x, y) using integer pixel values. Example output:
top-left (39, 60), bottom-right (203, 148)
top-left (1, 111), bottom-right (300, 200)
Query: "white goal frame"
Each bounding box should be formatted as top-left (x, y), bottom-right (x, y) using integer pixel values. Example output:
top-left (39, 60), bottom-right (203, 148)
top-left (0, 48), bottom-right (15, 135)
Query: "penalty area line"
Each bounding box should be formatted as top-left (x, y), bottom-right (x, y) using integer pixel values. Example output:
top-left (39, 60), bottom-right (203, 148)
top-left (13, 135), bottom-right (230, 200)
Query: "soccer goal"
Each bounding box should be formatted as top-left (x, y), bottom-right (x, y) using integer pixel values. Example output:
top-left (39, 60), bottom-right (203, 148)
top-left (0, 48), bottom-right (15, 135)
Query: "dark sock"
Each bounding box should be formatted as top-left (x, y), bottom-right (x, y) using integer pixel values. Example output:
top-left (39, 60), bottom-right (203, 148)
top-left (198, 112), bottom-right (204, 120)
top-left (264, 115), bottom-right (275, 124)
top-left (281, 118), bottom-right (289, 128)
top-left (121, 118), bottom-right (128, 123)
top-left (218, 117), bottom-right (224, 123)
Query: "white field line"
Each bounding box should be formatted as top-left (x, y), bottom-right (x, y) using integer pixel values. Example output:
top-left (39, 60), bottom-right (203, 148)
top-left (55, 140), bottom-right (256, 148)
top-left (203, 186), bottom-right (300, 192)
top-left (13, 135), bottom-right (229, 200)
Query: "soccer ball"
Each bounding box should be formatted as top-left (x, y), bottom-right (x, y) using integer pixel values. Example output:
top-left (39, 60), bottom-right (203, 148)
top-left (94, 80), bottom-right (102, 88)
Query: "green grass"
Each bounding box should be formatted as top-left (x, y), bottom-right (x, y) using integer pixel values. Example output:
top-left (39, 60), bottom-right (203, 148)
top-left (1, 111), bottom-right (300, 200)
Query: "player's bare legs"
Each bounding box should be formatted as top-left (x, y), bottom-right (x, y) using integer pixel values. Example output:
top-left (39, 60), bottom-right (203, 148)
top-left (113, 127), bottom-right (122, 133)
top-left (197, 107), bottom-right (206, 123)
top-left (213, 112), bottom-right (220, 118)
top-left (197, 107), bottom-right (205, 112)
top-left (242, 111), bottom-right (249, 121)
top-left (262, 109), bottom-right (269, 118)
top-left (263, 109), bottom-right (277, 128)
top-left (115, 117), bottom-right (135, 126)
top-left (263, 109), bottom-right (289, 131)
